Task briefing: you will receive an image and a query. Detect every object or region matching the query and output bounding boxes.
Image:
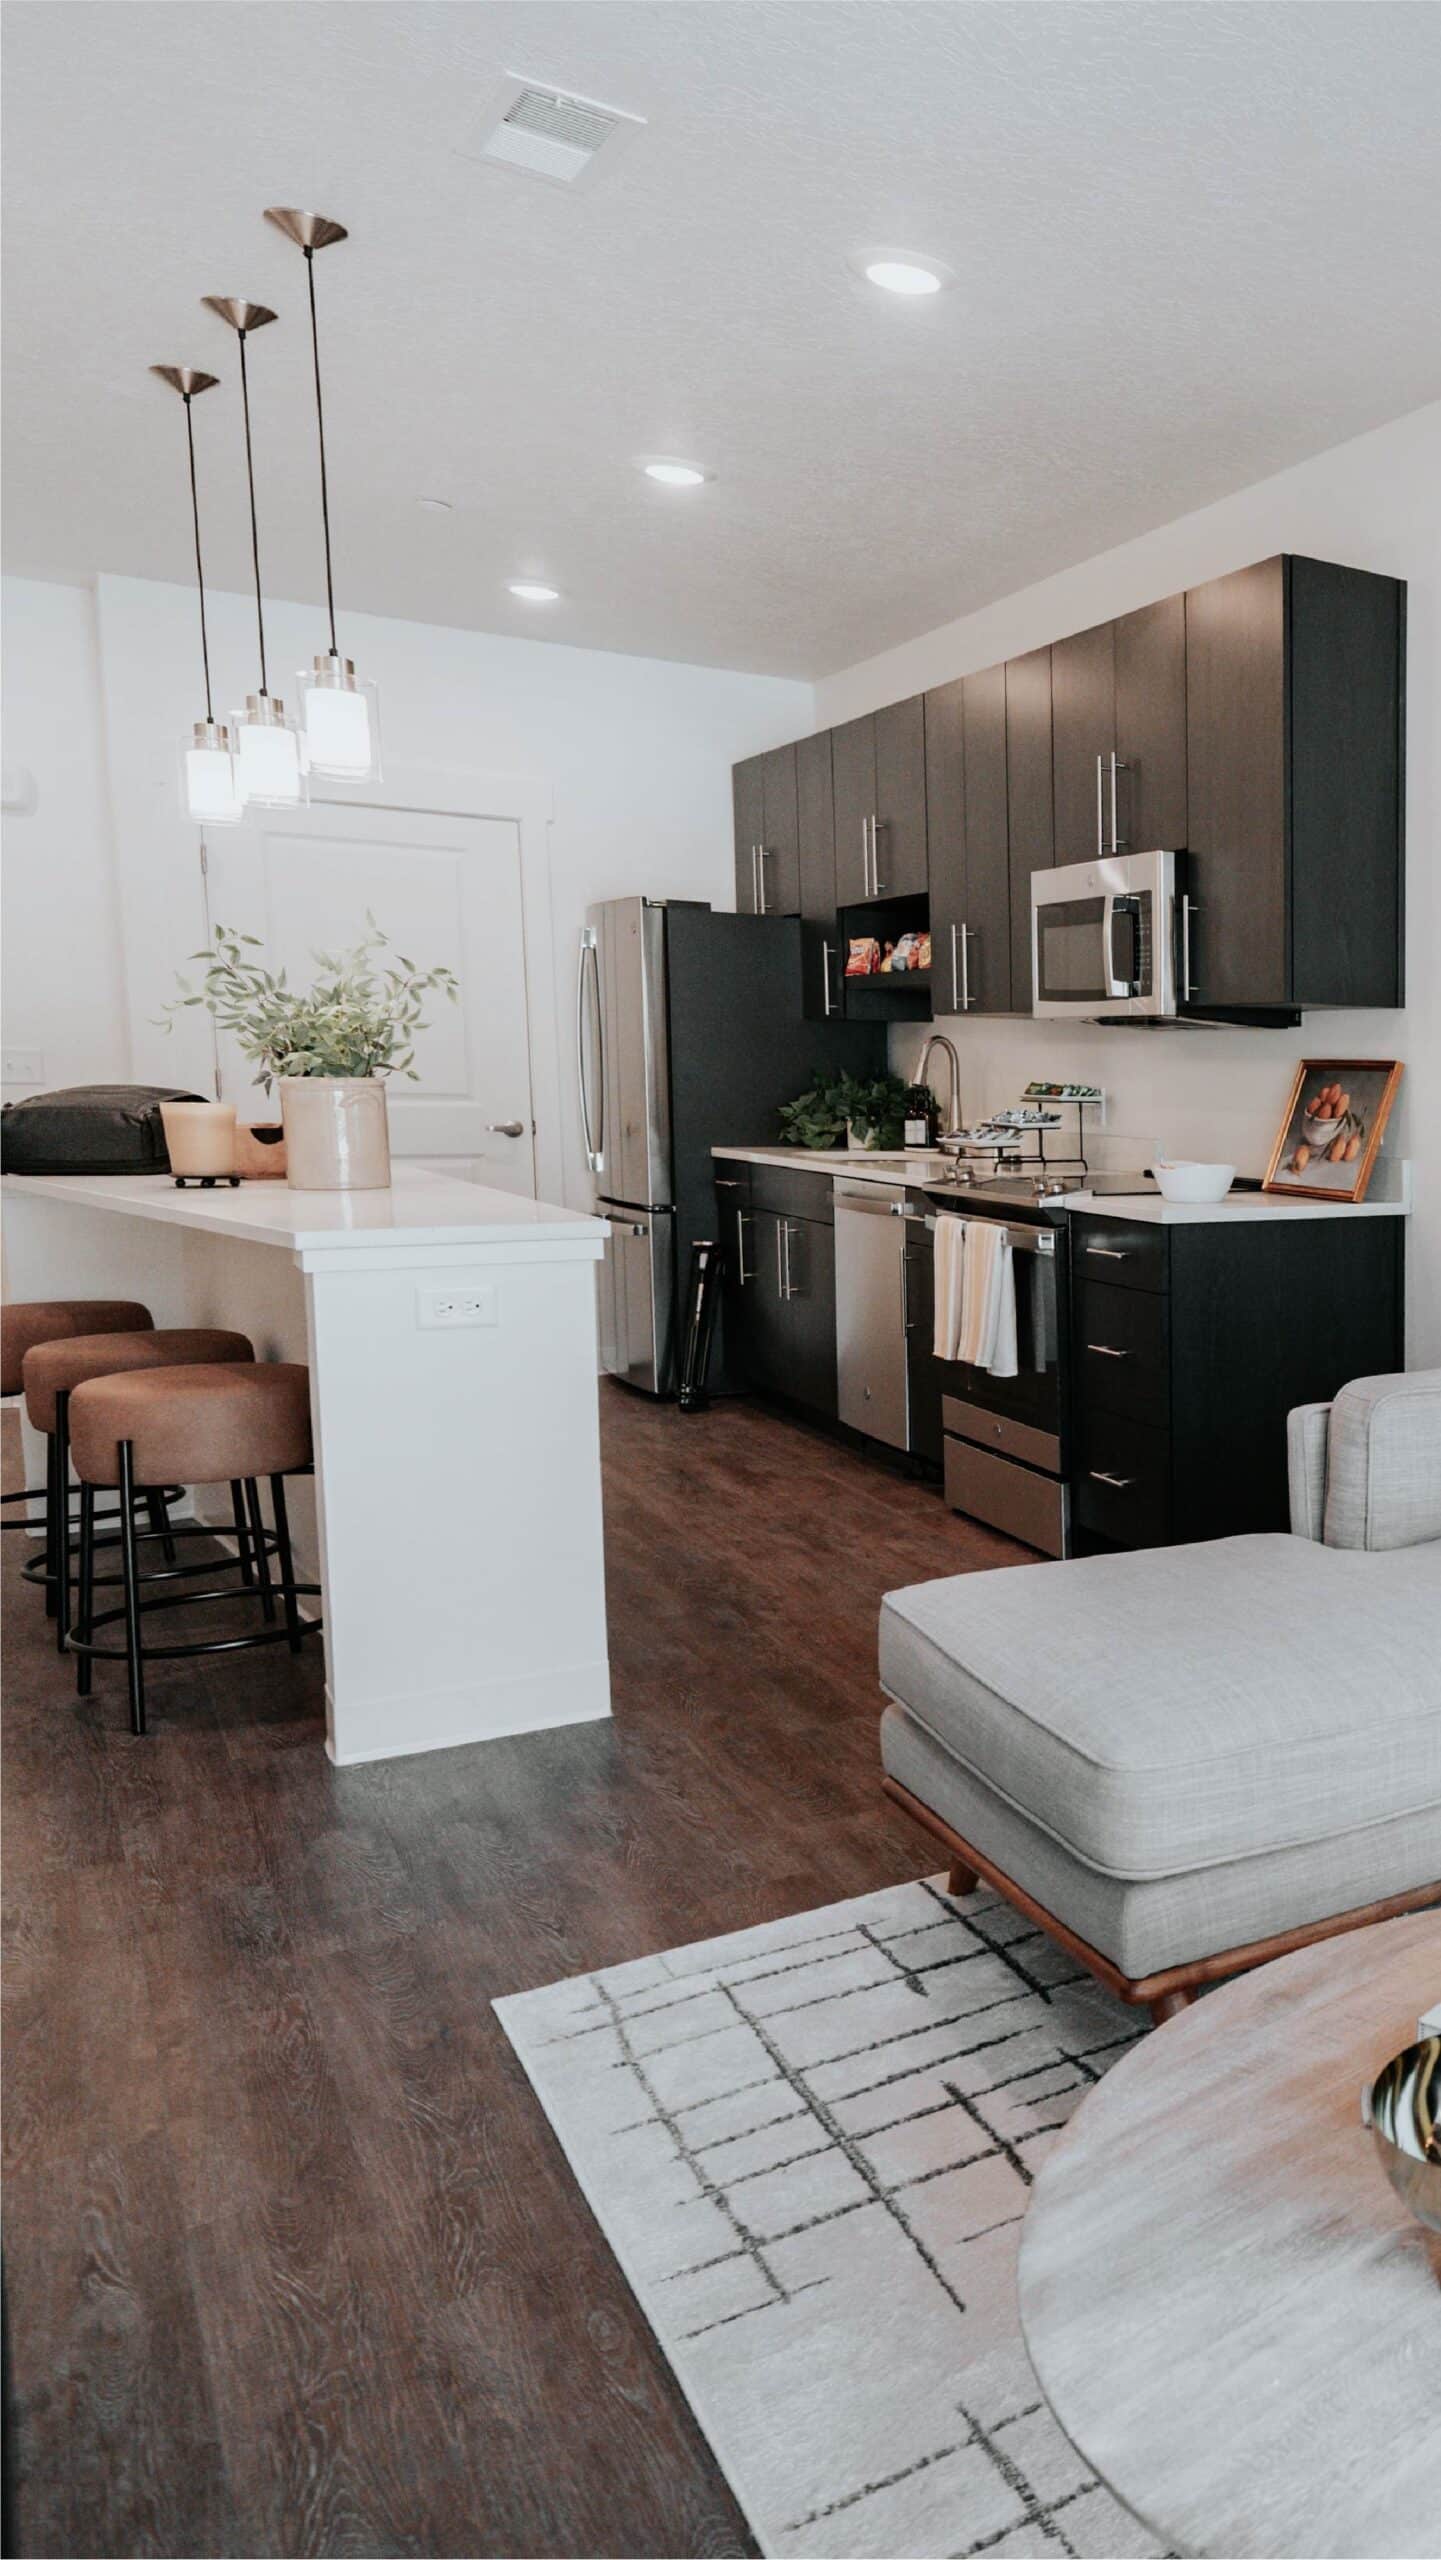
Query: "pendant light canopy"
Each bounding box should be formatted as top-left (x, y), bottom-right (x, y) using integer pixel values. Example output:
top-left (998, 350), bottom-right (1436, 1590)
top-left (151, 365), bottom-right (244, 827)
top-left (265, 208), bottom-right (381, 782)
top-left (201, 295), bottom-right (309, 810)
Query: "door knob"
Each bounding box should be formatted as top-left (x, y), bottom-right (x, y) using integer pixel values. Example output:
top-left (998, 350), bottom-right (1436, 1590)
top-left (487, 1120), bottom-right (526, 1137)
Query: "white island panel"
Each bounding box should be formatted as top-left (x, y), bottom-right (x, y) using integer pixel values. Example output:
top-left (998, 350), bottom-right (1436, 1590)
top-left (3, 1168), bottom-right (611, 1762)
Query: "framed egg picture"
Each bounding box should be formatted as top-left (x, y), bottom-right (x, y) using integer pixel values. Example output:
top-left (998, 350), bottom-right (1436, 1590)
top-left (1262, 1059), bottom-right (1403, 1202)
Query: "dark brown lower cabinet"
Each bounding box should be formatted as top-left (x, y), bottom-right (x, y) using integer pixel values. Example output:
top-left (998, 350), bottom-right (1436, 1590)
top-left (720, 1167), bottom-right (837, 1421)
top-left (1068, 1211), bottom-right (1404, 1550)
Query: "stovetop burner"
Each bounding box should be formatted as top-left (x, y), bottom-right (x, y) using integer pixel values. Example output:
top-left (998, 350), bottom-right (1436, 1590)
top-left (925, 1168), bottom-right (1157, 1216)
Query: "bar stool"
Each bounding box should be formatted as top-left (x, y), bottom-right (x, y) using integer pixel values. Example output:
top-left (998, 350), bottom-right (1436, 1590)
top-left (3, 1300), bottom-right (158, 1605)
top-left (67, 1361), bottom-right (319, 1734)
top-left (22, 1328), bottom-right (254, 1653)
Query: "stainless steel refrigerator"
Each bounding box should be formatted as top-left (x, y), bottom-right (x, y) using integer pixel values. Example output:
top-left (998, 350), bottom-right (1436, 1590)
top-left (578, 898), bottom-right (886, 1395)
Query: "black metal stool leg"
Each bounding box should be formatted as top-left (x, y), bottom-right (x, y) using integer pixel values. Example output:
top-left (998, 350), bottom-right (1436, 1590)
top-left (146, 1491), bottom-right (178, 1564)
top-left (43, 1431), bottom-right (59, 1617)
top-left (230, 1480), bottom-right (257, 1586)
top-left (245, 1479), bottom-right (276, 1623)
top-left (269, 1475), bottom-right (304, 1656)
top-left (116, 1443), bottom-right (147, 1737)
top-left (76, 1485), bottom-right (96, 1698)
top-left (53, 1392), bottom-right (72, 1655)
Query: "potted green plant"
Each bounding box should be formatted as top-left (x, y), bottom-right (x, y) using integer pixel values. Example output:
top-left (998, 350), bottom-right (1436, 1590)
top-left (164, 922), bottom-right (458, 1191)
top-left (837, 1071), bottom-right (911, 1150)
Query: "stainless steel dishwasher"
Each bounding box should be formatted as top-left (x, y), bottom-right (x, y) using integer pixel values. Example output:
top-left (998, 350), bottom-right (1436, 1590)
top-left (834, 1180), bottom-right (922, 1450)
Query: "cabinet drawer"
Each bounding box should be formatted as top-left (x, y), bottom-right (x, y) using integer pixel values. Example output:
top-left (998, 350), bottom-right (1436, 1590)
top-left (1073, 1410), bottom-right (1171, 1547)
top-left (1071, 1215), bottom-right (1168, 1294)
top-left (748, 1161), bottom-right (836, 1224)
top-left (1072, 1280), bottom-right (1169, 1424)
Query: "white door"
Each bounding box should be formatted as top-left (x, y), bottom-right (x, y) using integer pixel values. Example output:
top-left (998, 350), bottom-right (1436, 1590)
top-left (204, 798), bottom-right (537, 1195)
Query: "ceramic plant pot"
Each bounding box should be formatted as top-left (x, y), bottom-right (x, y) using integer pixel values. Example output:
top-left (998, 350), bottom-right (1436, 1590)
top-left (279, 1076), bottom-right (391, 1191)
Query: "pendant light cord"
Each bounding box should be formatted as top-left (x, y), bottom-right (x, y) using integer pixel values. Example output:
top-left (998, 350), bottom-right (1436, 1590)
top-left (304, 248), bottom-right (339, 658)
top-left (182, 395), bottom-right (214, 722)
top-left (236, 329), bottom-right (269, 695)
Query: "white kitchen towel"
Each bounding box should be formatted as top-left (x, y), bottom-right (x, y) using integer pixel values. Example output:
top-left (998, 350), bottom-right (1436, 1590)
top-left (957, 1218), bottom-right (1018, 1376)
top-left (932, 1214), bottom-right (965, 1360)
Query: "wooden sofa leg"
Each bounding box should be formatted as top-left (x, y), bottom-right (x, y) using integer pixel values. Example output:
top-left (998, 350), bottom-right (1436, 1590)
top-left (946, 1859), bottom-right (981, 1897)
top-left (1149, 1988), bottom-right (1194, 2026)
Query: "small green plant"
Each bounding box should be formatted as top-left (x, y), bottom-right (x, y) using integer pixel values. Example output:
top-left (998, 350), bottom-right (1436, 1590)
top-left (162, 921), bottom-right (459, 1090)
top-left (776, 1067), bottom-right (912, 1150)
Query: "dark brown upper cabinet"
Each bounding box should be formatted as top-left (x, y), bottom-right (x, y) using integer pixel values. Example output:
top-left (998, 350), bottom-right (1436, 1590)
top-left (831, 697), bottom-right (928, 904)
top-left (796, 730), bottom-right (841, 1021)
top-left (1185, 556), bottom-right (1403, 1012)
top-left (1050, 622), bottom-right (1116, 867)
top-left (960, 665), bottom-right (1013, 1014)
top-left (1052, 603), bottom-right (1187, 868)
top-left (732, 745), bottom-right (800, 916)
top-left (1114, 593), bottom-right (1187, 854)
top-left (1005, 648), bottom-right (1054, 1009)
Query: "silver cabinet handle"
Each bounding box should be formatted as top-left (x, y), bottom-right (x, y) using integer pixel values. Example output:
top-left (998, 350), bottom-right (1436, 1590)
top-left (822, 939), bottom-right (838, 1017)
top-left (860, 815), bottom-right (871, 897)
top-left (487, 1120), bottom-right (526, 1137)
top-left (1089, 1469), bottom-right (1135, 1489)
top-left (1180, 892), bottom-right (1198, 1003)
top-left (960, 924), bottom-right (973, 1011)
top-left (1085, 1244), bottom-right (1130, 1260)
top-left (1086, 1343), bottom-right (1131, 1358)
top-left (872, 813), bottom-right (885, 894)
top-left (576, 925), bottom-right (604, 1174)
top-left (736, 1206), bottom-right (753, 1285)
top-left (782, 1219), bottom-right (794, 1300)
top-left (950, 921), bottom-right (960, 1011)
top-left (901, 1246), bottom-right (915, 1335)
top-left (1109, 750), bottom-right (1129, 854)
top-left (775, 1216), bottom-right (786, 1298)
top-left (1096, 753), bottom-right (1106, 861)
top-left (757, 843), bottom-right (768, 914)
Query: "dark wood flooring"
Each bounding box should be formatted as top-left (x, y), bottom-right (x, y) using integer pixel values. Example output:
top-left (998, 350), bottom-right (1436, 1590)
top-left (3, 1385), bottom-right (1028, 2559)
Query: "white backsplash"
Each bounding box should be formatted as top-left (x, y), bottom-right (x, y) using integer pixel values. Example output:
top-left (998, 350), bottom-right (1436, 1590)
top-left (890, 1008), bottom-right (1414, 1188)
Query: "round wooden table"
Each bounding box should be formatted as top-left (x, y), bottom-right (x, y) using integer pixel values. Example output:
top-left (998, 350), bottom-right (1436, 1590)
top-left (1018, 1912), bottom-right (1441, 2560)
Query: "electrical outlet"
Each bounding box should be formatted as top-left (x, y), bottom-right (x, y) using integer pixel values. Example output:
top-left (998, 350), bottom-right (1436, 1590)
top-left (417, 1283), bottom-right (498, 1329)
top-left (2, 1048), bottom-right (43, 1085)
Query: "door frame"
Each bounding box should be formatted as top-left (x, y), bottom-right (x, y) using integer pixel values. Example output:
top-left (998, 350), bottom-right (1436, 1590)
top-left (186, 759), bottom-right (564, 1209)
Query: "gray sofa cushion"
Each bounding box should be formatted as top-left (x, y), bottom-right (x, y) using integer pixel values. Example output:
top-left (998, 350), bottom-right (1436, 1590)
top-left (1323, 1369), bottom-right (1441, 1551)
top-left (881, 1701), bottom-right (1441, 1976)
top-left (878, 1534), bottom-right (1441, 1880)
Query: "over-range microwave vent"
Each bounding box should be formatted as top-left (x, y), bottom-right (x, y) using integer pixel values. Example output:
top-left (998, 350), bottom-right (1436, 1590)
top-left (473, 77), bottom-right (645, 187)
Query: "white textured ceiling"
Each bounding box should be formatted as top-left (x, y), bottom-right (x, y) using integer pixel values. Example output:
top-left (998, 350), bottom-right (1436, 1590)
top-left (4, 1), bottom-right (1440, 677)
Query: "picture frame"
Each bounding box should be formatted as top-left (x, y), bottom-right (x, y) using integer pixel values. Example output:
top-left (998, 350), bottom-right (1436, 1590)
top-left (1262, 1059), bottom-right (1403, 1202)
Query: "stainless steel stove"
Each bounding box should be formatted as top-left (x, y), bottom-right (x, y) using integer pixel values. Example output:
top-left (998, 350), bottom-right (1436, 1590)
top-left (925, 1167), bottom-right (1156, 1218)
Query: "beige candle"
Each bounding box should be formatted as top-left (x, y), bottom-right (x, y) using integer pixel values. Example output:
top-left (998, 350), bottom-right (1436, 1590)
top-left (159, 1099), bottom-right (237, 1179)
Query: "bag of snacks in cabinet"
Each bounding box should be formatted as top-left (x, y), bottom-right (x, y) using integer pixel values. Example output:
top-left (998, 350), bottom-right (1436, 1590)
top-left (846, 937), bottom-right (882, 977)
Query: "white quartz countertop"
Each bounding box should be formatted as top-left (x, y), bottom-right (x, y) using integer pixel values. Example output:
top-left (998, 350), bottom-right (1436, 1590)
top-left (712, 1146), bottom-right (953, 1185)
top-left (3, 1165), bottom-right (608, 1254)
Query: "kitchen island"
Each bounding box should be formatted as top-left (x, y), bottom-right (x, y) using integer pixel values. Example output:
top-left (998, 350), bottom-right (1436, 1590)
top-left (3, 1167), bottom-right (611, 1763)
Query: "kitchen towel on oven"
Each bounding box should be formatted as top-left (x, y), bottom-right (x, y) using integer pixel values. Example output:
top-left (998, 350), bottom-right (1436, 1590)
top-left (932, 1214), bottom-right (966, 1361)
top-left (957, 1218), bottom-right (1019, 1376)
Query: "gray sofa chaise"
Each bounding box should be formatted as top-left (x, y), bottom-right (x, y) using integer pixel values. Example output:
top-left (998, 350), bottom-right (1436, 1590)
top-left (879, 1369), bottom-right (1441, 2023)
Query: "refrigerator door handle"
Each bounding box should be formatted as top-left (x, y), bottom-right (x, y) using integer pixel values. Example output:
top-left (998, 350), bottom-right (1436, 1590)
top-left (577, 927), bottom-right (605, 1174)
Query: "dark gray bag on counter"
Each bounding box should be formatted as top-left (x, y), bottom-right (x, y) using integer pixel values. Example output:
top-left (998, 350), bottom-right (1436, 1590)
top-left (0, 1084), bottom-right (207, 1176)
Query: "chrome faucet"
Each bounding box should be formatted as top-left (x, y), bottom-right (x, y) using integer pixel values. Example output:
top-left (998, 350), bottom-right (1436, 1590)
top-left (916, 1033), bottom-right (964, 1139)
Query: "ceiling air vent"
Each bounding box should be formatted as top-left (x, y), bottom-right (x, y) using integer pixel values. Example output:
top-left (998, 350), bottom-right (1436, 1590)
top-left (473, 77), bottom-right (645, 188)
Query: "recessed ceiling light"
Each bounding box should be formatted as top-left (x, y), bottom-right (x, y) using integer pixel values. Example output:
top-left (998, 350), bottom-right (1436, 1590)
top-left (641, 458), bottom-right (708, 488)
top-left (418, 494), bottom-right (453, 512)
top-left (508, 579), bottom-right (560, 603)
top-left (852, 250), bottom-right (952, 297)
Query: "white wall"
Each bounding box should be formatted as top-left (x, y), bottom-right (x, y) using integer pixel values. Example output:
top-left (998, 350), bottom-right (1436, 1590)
top-left (1, 572), bottom-right (809, 1208)
top-left (1, 577), bottom-right (131, 1097)
top-left (813, 404), bottom-right (1441, 1366)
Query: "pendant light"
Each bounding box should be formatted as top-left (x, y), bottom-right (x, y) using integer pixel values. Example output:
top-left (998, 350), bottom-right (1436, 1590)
top-left (151, 366), bottom-right (243, 826)
top-left (201, 296), bottom-right (308, 809)
top-left (265, 208), bottom-right (381, 781)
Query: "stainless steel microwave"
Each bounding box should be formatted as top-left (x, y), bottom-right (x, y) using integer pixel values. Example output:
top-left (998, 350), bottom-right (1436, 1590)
top-left (1031, 849), bottom-right (1182, 1019)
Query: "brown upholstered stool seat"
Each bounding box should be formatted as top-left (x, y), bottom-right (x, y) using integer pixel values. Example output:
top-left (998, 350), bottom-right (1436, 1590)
top-left (22, 1328), bottom-right (252, 1436)
top-left (70, 1362), bottom-right (313, 1490)
top-left (2, 1299), bottom-right (153, 1397)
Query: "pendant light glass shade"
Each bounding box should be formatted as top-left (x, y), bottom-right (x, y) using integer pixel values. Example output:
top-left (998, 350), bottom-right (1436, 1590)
top-left (265, 208), bottom-right (381, 783)
top-left (181, 718), bottom-right (244, 825)
top-left (232, 693), bottom-right (309, 808)
top-left (297, 654), bottom-right (382, 779)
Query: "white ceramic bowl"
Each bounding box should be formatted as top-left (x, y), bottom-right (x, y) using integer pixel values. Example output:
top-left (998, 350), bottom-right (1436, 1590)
top-left (1154, 1161), bottom-right (1236, 1203)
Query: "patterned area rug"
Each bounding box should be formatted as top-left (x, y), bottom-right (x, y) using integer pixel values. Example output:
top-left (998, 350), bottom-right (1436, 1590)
top-left (496, 1875), bottom-right (1163, 2560)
